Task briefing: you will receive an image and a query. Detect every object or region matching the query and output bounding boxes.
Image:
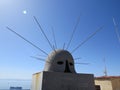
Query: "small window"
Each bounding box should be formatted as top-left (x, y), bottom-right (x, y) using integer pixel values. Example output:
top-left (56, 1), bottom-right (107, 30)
top-left (57, 61), bottom-right (64, 65)
top-left (69, 62), bottom-right (73, 66)
top-left (95, 85), bottom-right (101, 90)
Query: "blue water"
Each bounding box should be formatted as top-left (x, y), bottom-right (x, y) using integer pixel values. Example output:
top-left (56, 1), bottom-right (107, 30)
top-left (0, 79), bottom-right (31, 89)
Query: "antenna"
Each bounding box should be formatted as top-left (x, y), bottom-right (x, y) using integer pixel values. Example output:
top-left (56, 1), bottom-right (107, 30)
top-left (33, 16), bottom-right (54, 51)
top-left (52, 27), bottom-right (57, 49)
top-left (66, 15), bottom-right (81, 50)
top-left (113, 18), bottom-right (120, 44)
top-left (103, 57), bottom-right (107, 76)
top-left (71, 26), bottom-right (103, 53)
top-left (6, 27), bottom-right (48, 55)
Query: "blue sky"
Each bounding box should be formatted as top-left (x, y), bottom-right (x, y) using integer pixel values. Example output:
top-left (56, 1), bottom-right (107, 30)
top-left (0, 0), bottom-right (120, 79)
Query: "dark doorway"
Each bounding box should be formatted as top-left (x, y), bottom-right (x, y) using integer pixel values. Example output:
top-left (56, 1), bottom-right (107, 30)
top-left (64, 60), bottom-right (71, 73)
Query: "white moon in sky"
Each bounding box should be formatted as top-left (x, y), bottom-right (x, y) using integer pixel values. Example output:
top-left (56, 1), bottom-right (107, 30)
top-left (23, 10), bottom-right (27, 14)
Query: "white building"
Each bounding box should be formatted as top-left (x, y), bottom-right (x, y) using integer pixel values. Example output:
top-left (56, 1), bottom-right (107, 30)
top-left (95, 76), bottom-right (120, 90)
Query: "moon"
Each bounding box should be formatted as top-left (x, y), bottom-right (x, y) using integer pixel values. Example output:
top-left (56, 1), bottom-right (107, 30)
top-left (23, 10), bottom-right (27, 14)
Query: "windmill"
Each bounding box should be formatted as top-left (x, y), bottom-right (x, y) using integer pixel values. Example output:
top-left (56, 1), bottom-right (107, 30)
top-left (6, 16), bottom-right (103, 72)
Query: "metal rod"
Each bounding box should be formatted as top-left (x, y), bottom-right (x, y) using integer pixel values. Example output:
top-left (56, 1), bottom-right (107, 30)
top-left (66, 16), bottom-right (81, 50)
top-left (52, 45), bottom-right (57, 52)
top-left (113, 18), bottom-right (120, 44)
top-left (63, 43), bottom-right (65, 50)
top-left (6, 27), bottom-right (48, 55)
top-left (31, 56), bottom-right (51, 63)
top-left (37, 54), bottom-right (46, 57)
top-left (33, 16), bottom-right (54, 50)
top-left (52, 27), bottom-right (57, 49)
top-left (75, 62), bottom-right (90, 65)
top-left (71, 26), bottom-right (103, 53)
top-left (31, 56), bottom-right (45, 62)
top-left (74, 57), bottom-right (82, 60)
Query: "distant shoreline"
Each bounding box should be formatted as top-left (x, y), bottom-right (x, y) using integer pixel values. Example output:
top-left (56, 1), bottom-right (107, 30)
top-left (0, 79), bottom-right (31, 89)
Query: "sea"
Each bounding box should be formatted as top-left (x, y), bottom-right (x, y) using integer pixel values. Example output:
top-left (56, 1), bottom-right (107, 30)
top-left (0, 79), bottom-right (31, 90)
